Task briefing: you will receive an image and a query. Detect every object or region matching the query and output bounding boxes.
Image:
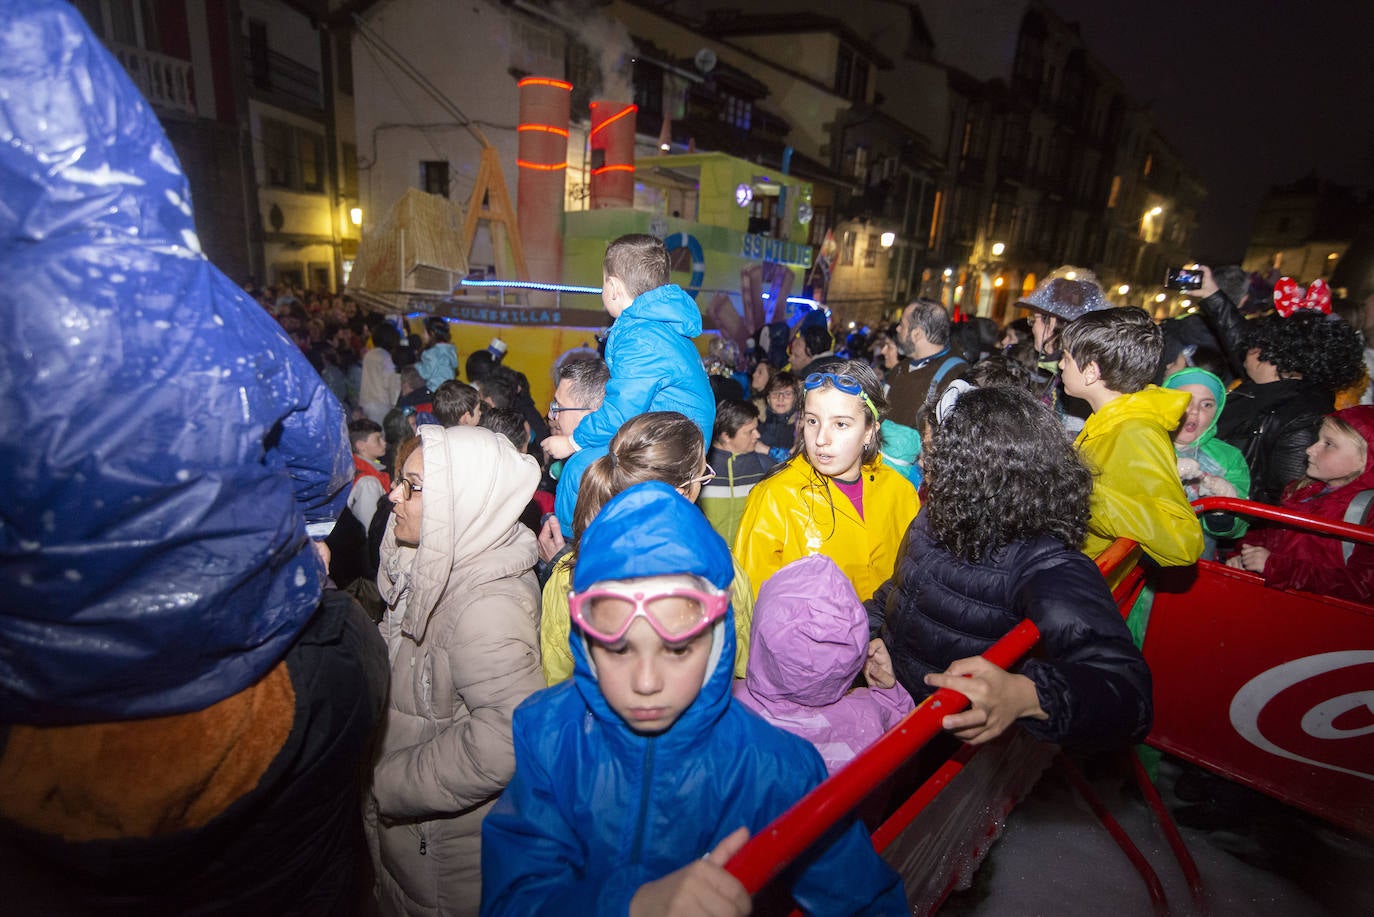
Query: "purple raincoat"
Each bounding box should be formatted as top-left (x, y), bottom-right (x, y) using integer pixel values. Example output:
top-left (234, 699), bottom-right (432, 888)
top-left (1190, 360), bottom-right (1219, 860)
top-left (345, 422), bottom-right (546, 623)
top-left (734, 554), bottom-right (914, 774)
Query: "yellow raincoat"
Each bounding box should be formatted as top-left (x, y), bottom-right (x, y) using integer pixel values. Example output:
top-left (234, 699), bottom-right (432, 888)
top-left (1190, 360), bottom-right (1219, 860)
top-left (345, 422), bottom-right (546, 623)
top-left (1075, 386), bottom-right (1204, 565)
top-left (539, 554), bottom-right (755, 685)
top-left (734, 454), bottom-right (920, 601)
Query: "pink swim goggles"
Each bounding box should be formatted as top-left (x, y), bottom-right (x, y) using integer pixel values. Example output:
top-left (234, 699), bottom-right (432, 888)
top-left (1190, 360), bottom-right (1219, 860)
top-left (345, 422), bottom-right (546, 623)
top-left (568, 584), bottom-right (729, 645)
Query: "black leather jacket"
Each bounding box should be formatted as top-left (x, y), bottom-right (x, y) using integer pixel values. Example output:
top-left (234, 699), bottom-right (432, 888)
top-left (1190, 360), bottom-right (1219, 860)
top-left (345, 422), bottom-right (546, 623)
top-left (1196, 291), bottom-right (1331, 503)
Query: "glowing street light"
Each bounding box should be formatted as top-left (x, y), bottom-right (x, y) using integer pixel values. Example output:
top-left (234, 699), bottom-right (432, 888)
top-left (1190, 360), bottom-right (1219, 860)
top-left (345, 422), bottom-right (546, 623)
top-left (1148, 206), bottom-right (1163, 217)
top-left (1154, 293), bottom-right (1167, 303)
top-left (349, 206), bottom-right (363, 226)
top-left (990, 241), bottom-right (1006, 257)
top-left (880, 232), bottom-right (896, 249)
top-left (993, 276), bottom-right (1005, 288)
top-left (1117, 284), bottom-right (1130, 295)
top-left (942, 267), bottom-right (953, 278)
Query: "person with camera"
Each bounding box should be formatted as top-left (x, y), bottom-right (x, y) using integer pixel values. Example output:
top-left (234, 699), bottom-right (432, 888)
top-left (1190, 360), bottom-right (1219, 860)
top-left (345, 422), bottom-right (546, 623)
top-left (1187, 265), bottom-right (1365, 503)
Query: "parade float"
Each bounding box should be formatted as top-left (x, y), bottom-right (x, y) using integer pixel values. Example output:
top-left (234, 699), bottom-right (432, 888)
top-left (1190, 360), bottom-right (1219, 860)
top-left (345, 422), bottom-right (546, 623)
top-left (345, 76), bottom-right (818, 406)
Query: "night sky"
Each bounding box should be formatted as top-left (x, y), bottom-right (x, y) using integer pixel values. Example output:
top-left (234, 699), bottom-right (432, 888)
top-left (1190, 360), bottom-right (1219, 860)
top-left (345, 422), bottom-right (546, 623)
top-left (1045, 0), bottom-right (1374, 261)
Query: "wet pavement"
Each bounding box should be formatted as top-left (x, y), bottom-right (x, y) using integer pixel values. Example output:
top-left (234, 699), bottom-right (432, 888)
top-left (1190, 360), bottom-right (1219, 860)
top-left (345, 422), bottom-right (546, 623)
top-left (941, 756), bottom-right (1374, 915)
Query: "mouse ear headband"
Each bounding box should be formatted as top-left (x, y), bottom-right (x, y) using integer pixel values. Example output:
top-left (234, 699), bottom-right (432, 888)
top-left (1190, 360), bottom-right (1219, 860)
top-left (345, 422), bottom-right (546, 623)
top-left (1273, 277), bottom-right (1332, 318)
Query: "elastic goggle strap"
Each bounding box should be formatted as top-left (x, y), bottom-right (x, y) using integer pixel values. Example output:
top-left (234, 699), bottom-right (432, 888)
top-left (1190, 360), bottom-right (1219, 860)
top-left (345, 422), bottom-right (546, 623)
top-left (804, 372), bottom-right (880, 423)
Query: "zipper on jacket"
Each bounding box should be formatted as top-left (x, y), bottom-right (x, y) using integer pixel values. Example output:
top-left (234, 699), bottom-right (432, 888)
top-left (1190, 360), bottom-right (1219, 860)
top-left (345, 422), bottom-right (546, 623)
top-left (419, 826), bottom-right (427, 856)
top-left (629, 738), bottom-right (656, 863)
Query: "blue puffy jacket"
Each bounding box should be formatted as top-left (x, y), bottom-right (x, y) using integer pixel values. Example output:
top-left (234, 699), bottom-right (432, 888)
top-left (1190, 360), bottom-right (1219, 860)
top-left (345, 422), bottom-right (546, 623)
top-left (482, 482), bottom-right (906, 915)
top-left (554, 283), bottom-right (715, 534)
top-left (571, 284), bottom-right (715, 450)
top-left (0, 0), bottom-right (352, 724)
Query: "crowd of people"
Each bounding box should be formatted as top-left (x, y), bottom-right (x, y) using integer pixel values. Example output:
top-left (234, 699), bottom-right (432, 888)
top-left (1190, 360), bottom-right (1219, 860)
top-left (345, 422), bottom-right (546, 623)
top-left (161, 234), bottom-right (1374, 914)
top-left (7, 6), bottom-right (1374, 914)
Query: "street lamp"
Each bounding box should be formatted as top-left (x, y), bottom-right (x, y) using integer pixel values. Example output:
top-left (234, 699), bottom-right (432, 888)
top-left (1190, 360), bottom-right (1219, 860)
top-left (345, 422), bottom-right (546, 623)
top-left (880, 232), bottom-right (895, 249)
top-left (349, 206), bottom-right (363, 226)
top-left (1148, 206), bottom-right (1162, 217)
top-left (990, 241), bottom-right (1006, 257)
top-left (1117, 284), bottom-right (1130, 295)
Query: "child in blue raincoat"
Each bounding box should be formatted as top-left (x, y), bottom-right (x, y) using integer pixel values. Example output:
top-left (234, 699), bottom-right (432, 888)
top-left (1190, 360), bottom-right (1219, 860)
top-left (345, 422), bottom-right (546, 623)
top-left (481, 482), bottom-right (906, 916)
top-left (543, 234), bottom-right (716, 535)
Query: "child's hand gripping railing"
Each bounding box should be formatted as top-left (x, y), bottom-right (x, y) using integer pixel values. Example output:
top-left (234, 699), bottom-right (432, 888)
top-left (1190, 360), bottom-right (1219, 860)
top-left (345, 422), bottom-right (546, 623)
top-left (723, 620), bottom-right (1041, 896)
top-left (725, 540), bottom-right (1146, 905)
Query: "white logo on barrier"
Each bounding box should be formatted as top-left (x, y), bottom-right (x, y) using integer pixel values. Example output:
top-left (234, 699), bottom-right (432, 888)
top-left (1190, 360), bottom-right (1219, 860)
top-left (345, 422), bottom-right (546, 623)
top-left (1229, 650), bottom-right (1374, 782)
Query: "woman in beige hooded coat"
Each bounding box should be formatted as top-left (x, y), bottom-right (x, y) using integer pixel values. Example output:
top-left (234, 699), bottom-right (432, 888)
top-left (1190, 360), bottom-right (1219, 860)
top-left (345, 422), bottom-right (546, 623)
top-left (370, 424), bottom-right (543, 915)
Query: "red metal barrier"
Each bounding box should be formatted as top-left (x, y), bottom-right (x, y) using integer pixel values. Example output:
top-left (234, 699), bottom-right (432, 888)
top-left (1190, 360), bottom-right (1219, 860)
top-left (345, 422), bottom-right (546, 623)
top-left (1193, 496), bottom-right (1374, 545)
top-left (724, 619), bottom-right (1041, 895)
top-left (724, 540), bottom-right (1144, 898)
top-left (1142, 496), bottom-right (1374, 838)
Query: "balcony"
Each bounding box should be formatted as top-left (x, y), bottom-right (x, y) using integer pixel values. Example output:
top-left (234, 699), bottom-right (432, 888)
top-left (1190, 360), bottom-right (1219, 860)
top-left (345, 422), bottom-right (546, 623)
top-left (111, 42), bottom-right (195, 116)
top-left (245, 46), bottom-right (322, 110)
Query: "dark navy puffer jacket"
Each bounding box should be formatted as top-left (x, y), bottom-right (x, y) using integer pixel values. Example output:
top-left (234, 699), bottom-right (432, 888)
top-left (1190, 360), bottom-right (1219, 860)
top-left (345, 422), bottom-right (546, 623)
top-left (865, 513), bottom-right (1152, 748)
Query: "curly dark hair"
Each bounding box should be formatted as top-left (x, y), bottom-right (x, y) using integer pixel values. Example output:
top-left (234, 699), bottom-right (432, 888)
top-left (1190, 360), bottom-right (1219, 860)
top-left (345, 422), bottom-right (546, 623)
top-left (924, 386), bottom-right (1091, 563)
top-left (1246, 312), bottom-right (1365, 392)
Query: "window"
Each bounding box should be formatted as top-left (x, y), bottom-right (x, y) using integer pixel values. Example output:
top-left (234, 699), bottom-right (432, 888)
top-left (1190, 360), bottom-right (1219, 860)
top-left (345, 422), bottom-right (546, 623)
top-left (633, 61), bottom-right (664, 116)
top-left (421, 161), bottom-right (450, 198)
top-left (262, 118), bottom-right (295, 188)
top-left (719, 92), bottom-right (752, 131)
top-left (261, 118), bottom-right (327, 193)
top-left (834, 43), bottom-right (868, 102)
top-left (835, 45), bottom-right (854, 98)
top-left (248, 19), bottom-right (270, 91)
top-left (839, 229), bottom-right (856, 266)
top-left (864, 233), bottom-right (879, 268)
top-left (336, 31), bottom-right (353, 95)
top-left (341, 143), bottom-right (358, 197)
top-left (298, 131), bottom-right (324, 192)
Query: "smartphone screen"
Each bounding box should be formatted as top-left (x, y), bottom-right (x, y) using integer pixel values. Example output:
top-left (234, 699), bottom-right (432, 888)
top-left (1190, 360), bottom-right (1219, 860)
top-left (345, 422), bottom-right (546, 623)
top-left (1165, 267), bottom-right (1203, 290)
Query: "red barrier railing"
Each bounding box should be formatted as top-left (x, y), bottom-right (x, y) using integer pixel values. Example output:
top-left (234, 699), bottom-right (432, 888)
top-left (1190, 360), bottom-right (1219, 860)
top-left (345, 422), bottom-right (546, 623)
top-left (1193, 496), bottom-right (1374, 544)
top-left (724, 539), bottom-right (1142, 896)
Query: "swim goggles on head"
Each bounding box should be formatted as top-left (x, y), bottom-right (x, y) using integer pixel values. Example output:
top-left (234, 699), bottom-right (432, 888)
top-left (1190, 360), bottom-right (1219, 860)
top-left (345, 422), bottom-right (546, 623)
top-left (569, 584), bottom-right (729, 645)
top-left (804, 372), bottom-right (879, 422)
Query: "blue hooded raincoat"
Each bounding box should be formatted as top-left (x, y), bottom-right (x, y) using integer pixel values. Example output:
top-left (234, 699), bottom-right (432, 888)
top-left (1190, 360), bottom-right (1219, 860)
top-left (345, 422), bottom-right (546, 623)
top-left (0, 0), bottom-right (352, 724)
top-left (481, 482), bottom-right (906, 915)
top-left (554, 284), bottom-right (715, 535)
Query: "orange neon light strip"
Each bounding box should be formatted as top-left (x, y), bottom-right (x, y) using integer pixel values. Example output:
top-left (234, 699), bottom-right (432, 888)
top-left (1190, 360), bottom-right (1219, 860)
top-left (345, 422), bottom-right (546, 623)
top-left (517, 159), bottom-right (568, 171)
top-left (590, 104), bottom-right (637, 138)
top-left (517, 77), bottom-right (573, 90)
top-left (518, 124), bottom-right (571, 137)
top-left (591, 164), bottom-right (635, 175)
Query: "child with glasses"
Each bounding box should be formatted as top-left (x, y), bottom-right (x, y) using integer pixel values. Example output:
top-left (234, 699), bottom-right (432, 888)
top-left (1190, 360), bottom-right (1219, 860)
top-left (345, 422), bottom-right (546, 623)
top-left (481, 482), bottom-right (906, 916)
top-left (734, 360), bottom-right (920, 601)
top-left (538, 412), bottom-right (755, 685)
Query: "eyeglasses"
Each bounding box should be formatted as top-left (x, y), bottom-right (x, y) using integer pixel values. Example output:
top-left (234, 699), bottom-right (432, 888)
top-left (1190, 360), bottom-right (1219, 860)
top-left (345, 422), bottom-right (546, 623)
top-left (680, 463), bottom-right (716, 489)
top-left (803, 373), bottom-right (880, 422)
top-left (569, 584), bottom-right (729, 645)
top-left (392, 476), bottom-right (423, 500)
top-left (548, 400), bottom-right (593, 416)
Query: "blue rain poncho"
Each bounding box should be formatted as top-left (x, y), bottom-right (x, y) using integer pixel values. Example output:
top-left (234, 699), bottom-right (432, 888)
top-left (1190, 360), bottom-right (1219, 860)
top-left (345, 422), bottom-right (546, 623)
top-left (0, 0), bottom-right (352, 724)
